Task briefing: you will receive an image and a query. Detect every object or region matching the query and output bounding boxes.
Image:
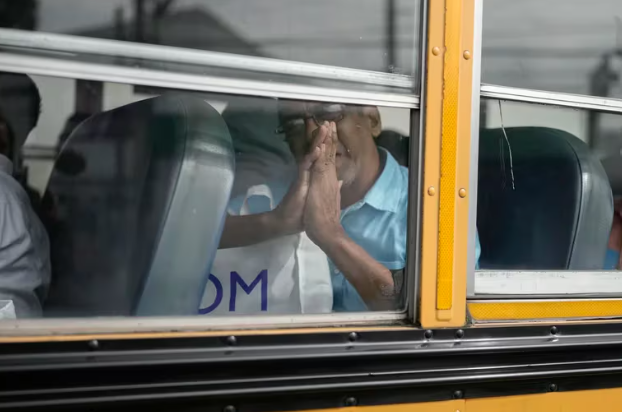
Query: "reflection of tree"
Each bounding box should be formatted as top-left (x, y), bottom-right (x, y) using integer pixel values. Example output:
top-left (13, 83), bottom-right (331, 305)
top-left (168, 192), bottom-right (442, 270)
top-left (0, 0), bottom-right (38, 30)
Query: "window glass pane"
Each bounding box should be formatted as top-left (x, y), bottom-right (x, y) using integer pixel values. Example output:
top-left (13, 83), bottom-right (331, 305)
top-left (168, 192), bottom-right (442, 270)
top-left (474, 99), bottom-right (622, 295)
top-left (0, 70), bottom-right (413, 319)
top-left (1, 0), bottom-right (419, 81)
top-left (482, 0), bottom-right (622, 99)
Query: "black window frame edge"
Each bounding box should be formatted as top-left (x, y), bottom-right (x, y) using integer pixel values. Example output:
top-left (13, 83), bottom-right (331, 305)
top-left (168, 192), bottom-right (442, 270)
top-left (3, 323), bottom-right (622, 411)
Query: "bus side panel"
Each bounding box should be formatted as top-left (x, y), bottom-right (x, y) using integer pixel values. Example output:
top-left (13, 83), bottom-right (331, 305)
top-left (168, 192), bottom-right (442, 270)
top-left (466, 388), bottom-right (622, 411)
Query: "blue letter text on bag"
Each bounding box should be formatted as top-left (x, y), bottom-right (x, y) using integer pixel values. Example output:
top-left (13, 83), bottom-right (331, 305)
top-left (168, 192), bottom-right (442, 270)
top-left (230, 270), bottom-right (268, 312)
top-left (198, 274), bottom-right (223, 314)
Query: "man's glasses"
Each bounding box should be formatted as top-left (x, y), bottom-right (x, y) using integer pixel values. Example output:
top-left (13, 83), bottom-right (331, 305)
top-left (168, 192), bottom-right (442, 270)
top-left (275, 104), bottom-right (346, 135)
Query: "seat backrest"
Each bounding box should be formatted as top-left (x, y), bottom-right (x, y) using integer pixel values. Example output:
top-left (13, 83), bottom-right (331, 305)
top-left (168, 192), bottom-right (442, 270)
top-left (43, 94), bottom-right (234, 317)
top-left (376, 130), bottom-right (410, 167)
top-left (477, 127), bottom-right (612, 270)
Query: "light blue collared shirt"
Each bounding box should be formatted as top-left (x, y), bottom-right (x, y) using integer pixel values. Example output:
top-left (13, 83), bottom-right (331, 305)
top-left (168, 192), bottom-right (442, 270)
top-left (331, 149), bottom-right (408, 311)
top-left (230, 149), bottom-right (408, 312)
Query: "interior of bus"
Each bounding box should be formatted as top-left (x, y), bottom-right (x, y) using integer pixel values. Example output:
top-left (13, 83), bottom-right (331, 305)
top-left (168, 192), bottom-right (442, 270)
top-left (3, 74), bottom-right (620, 317)
top-left (1, 74), bottom-right (415, 318)
top-left (0, 0), bottom-right (621, 323)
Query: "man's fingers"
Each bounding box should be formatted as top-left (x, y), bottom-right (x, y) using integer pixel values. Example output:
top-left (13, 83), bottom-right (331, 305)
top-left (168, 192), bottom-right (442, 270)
top-left (300, 145), bottom-right (321, 171)
top-left (320, 122), bottom-right (336, 164)
top-left (328, 122), bottom-right (338, 161)
top-left (307, 120), bottom-right (328, 153)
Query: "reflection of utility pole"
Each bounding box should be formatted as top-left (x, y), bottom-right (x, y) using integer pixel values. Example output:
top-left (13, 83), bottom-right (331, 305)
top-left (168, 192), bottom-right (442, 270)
top-left (588, 52), bottom-right (621, 148)
top-left (0, 0), bottom-right (38, 30)
top-left (134, 0), bottom-right (146, 42)
top-left (114, 7), bottom-right (126, 41)
top-left (588, 18), bottom-right (622, 149)
top-left (132, 0), bottom-right (176, 44)
top-left (152, 0), bottom-right (176, 44)
top-left (385, 0), bottom-right (396, 73)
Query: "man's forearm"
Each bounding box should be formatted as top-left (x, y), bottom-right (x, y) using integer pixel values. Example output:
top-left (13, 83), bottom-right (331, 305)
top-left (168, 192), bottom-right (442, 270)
top-left (321, 231), bottom-right (398, 311)
top-left (219, 213), bottom-right (283, 249)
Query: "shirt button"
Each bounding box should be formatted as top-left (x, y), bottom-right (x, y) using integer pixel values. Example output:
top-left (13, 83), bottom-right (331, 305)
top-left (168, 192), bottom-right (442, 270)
top-left (333, 268), bottom-right (340, 274)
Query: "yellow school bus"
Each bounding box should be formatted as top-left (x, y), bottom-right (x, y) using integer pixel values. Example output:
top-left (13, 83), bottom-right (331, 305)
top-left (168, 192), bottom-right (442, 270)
top-left (1, 0), bottom-right (622, 411)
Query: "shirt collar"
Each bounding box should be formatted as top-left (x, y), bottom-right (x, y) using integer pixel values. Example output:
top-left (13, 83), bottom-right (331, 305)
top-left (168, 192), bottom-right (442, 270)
top-left (359, 148), bottom-right (404, 213)
top-left (0, 154), bottom-right (14, 176)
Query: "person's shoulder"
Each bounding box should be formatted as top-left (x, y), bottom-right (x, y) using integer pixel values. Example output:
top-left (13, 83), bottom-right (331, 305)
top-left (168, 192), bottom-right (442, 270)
top-left (397, 164), bottom-right (409, 189)
top-left (0, 172), bottom-right (29, 208)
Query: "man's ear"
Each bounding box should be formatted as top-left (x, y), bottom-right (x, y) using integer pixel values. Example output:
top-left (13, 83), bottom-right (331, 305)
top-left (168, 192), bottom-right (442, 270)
top-left (362, 106), bottom-right (382, 138)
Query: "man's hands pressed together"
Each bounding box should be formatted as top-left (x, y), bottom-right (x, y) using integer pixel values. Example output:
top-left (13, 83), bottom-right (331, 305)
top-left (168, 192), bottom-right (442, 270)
top-left (218, 120), bottom-right (333, 249)
top-left (220, 117), bottom-right (400, 310)
top-left (271, 122), bottom-right (326, 236)
top-left (303, 121), bottom-right (345, 248)
top-left (296, 121), bottom-right (398, 311)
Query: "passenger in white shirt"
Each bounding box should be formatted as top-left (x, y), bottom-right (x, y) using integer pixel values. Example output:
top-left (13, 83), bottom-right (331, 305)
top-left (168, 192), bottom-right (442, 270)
top-left (0, 72), bottom-right (51, 318)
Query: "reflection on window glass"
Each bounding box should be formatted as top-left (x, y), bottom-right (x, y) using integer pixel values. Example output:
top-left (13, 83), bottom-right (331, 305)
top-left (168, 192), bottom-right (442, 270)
top-left (476, 99), bottom-right (621, 272)
top-left (3, 0), bottom-right (419, 77)
top-left (483, 0), bottom-right (622, 99)
top-left (0, 71), bottom-right (412, 318)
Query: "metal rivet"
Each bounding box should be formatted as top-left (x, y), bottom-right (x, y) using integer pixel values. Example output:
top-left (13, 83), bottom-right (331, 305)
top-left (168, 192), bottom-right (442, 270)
top-left (463, 50), bottom-right (471, 60)
top-left (224, 405), bottom-right (236, 412)
top-left (458, 188), bottom-right (467, 198)
top-left (344, 397), bottom-right (358, 407)
top-left (427, 186), bottom-right (436, 196)
top-left (453, 390), bottom-right (463, 399)
top-left (226, 336), bottom-right (237, 346)
top-left (550, 326), bottom-right (559, 336)
top-left (424, 330), bottom-right (433, 339)
top-left (348, 332), bottom-right (359, 342)
top-left (549, 383), bottom-right (558, 392)
top-left (455, 329), bottom-right (465, 339)
top-left (88, 340), bottom-right (100, 351)
top-left (432, 46), bottom-right (440, 56)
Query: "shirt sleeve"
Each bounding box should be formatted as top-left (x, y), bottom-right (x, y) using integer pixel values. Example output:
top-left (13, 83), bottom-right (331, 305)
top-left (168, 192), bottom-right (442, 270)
top-left (604, 248), bottom-right (620, 270)
top-left (0, 198), bottom-right (49, 318)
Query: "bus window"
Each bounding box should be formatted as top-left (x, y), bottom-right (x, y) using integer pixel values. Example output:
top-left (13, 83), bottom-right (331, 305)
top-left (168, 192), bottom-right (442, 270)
top-left (473, 98), bottom-right (622, 296)
top-left (0, 0), bottom-right (419, 93)
top-left (0, 73), bottom-right (413, 319)
top-left (482, 0), bottom-right (622, 99)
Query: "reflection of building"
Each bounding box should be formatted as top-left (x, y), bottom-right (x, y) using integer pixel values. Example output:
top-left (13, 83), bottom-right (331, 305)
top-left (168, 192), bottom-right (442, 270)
top-left (69, 7), bottom-right (262, 126)
top-left (75, 8), bottom-right (262, 56)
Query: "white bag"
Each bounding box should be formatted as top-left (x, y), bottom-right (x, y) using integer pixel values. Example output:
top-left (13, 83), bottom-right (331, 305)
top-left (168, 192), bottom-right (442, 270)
top-left (199, 184), bottom-right (333, 315)
top-left (0, 300), bottom-right (15, 320)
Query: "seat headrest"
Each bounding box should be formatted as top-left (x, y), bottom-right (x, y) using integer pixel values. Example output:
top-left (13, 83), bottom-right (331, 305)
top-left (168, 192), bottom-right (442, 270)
top-left (377, 130), bottom-right (409, 167)
top-left (44, 94), bottom-right (234, 317)
top-left (477, 127), bottom-right (612, 270)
